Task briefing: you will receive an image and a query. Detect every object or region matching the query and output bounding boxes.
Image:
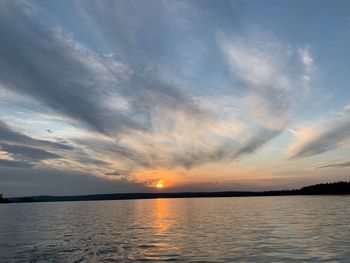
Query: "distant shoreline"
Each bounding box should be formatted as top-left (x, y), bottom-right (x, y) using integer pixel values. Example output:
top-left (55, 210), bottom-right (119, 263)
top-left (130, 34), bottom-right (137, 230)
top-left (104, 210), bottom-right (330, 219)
top-left (2, 181), bottom-right (350, 204)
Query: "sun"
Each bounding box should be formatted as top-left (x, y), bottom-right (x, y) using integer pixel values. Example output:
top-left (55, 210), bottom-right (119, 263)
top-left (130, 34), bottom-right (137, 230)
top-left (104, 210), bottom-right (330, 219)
top-left (156, 180), bottom-right (164, 188)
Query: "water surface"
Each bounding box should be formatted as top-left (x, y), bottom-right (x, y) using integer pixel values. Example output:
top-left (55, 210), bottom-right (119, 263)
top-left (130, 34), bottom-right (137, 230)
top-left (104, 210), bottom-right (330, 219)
top-left (1, 196), bottom-right (350, 262)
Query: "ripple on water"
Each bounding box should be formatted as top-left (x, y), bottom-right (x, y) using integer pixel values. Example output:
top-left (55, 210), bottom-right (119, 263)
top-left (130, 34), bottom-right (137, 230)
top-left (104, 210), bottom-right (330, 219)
top-left (0, 196), bottom-right (350, 262)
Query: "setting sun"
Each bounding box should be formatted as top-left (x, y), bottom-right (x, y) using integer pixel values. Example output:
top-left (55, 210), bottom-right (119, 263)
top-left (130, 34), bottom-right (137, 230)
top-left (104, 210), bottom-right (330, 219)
top-left (156, 180), bottom-right (164, 188)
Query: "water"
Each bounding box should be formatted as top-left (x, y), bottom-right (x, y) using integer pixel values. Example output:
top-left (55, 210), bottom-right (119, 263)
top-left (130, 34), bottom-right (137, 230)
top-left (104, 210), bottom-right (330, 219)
top-left (0, 196), bottom-right (350, 262)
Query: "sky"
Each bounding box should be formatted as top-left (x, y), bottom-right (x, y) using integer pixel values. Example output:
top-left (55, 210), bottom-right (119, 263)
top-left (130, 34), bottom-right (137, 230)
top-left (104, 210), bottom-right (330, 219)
top-left (1, 0), bottom-right (350, 197)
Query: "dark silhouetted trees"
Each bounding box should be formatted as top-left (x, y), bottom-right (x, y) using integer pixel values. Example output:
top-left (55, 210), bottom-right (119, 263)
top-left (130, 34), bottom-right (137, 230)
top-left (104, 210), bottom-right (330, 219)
top-left (2, 181), bottom-right (350, 204)
top-left (300, 181), bottom-right (350, 195)
top-left (0, 193), bottom-right (9, 203)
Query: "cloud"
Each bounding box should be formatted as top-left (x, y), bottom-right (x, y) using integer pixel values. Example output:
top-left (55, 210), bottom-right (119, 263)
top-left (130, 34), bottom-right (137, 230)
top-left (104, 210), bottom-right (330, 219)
top-left (166, 127), bottom-right (282, 169)
top-left (316, 160), bottom-right (350, 169)
top-left (214, 31), bottom-right (308, 163)
top-left (0, 120), bottom-right (72, 150)
top-left (299, 46), bottom-right (314, 89)
top-left (104, 171), bottom-right (121, 176)
top-left (287, 108), bottom-right (350, 159)
top-left (0, 143), bottom-right (61, 161)
top-left (0, 166), bottom-right (148, 197)
top-left (0, 1), bottom-right (315, 193)
top-left (0, 1), bottom-right (208, 138)
top-left (144, 178), bottom-right (162, 186)
top-left (0, 1), bottom-right (141, 136)
top-left (217, 32), bottom-right (301, 130)
top-left (0, 159), bottom-right (33, 168)
top-left (0, 120), bottom-right (71, 169)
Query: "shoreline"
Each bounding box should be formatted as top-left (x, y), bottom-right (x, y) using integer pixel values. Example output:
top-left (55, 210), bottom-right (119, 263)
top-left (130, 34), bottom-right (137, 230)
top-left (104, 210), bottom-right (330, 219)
top-left (3, 181), bottom-right (350, 204)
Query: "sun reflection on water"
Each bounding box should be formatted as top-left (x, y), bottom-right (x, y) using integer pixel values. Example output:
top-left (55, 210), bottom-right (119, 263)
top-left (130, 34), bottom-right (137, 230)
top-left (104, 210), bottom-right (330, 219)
top-left (138, 199), bottom-right (181, 261)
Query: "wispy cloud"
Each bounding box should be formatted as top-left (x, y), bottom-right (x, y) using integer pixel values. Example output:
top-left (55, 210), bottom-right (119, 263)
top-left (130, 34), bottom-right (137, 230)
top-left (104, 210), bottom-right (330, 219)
top-left (316, 160), bottom-right (350, 169)
top-left (0, 1), bottom-right (317, 193)
top-left (0, 143), bottom-right (61, 161)
top-left (0, 120), bottom-right (71, 169)
top-left (217, 31), bottom-right (305, 130)
top-left (0, 120), bottom-right (72, 151)
top-left (287, 108), bottom-right (350, 159)
top-left (299, 46), bottom-right (314, 88)
top-left (0, 159), bottom-right (33, 168)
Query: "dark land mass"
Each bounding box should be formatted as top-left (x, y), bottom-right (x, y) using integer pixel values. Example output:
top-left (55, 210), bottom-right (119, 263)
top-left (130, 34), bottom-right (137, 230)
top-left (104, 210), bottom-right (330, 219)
top-left (1, 181), bottom-right (350, 204)
top-left (0, 194), bottom-right (9, 203)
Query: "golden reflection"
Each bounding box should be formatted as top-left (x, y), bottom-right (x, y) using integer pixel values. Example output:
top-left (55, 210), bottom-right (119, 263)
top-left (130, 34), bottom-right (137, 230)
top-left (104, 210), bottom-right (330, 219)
top-left (139, 199), bottom-right (179, 260)
top-left (154, 198), bottom-right (171, 234)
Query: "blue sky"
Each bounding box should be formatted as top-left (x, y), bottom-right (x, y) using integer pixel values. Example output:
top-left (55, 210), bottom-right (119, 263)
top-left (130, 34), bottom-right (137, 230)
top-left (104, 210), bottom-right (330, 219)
top-left (0, 0), bottom-right (350, 196)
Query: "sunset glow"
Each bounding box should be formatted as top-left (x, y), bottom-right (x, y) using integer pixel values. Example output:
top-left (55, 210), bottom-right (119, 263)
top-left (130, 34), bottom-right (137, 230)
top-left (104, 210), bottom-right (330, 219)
top-left (0, 0), bottom-right (349, 196)
top-left (156, 180), bottom-right (164, 188)
top-left (1, 1), bottom-right (350, 262)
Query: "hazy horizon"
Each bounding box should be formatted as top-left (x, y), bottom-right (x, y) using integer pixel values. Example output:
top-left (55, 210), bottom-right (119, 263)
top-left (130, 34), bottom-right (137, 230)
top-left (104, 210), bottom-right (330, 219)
top-left (1, 0), bottom-right (350, 196)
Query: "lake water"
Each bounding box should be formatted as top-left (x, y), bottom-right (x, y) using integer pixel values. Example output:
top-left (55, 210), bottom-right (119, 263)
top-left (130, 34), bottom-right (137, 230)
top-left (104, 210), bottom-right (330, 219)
top-left (1, 196), bottom-right (350, 262)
